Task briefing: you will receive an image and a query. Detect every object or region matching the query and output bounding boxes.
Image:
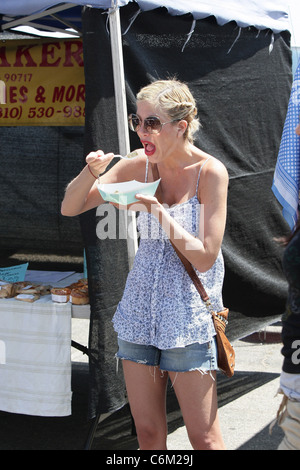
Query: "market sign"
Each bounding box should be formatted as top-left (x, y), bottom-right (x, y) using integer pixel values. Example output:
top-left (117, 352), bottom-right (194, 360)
top-left (0, 38), bottom-right (85, 126)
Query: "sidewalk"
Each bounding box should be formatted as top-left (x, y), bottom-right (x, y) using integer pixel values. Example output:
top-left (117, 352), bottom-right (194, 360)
top-left (71, 320), bottom-right (285, 450)
top-left (0, 321), bottom-right (284, 450)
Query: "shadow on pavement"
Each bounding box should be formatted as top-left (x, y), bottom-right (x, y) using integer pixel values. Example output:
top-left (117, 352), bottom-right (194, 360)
top-left (237, 423), bottom-right (283, 450)
top-left (0, 362), bottom-right (283, 450)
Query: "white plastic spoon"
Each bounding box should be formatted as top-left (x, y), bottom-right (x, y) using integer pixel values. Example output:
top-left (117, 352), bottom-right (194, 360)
top-left (113, 151), bottom-right (139, 160)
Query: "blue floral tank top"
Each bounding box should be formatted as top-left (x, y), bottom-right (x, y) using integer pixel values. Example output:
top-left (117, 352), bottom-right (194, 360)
top-left (112, 158), bottom-right (225, 349)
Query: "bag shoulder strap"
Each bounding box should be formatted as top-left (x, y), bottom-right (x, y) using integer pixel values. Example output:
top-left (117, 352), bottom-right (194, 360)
top-left (170, 240), bottom-right (210, 302)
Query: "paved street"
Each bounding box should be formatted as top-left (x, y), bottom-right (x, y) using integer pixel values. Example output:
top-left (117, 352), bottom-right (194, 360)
top-left (0, 320), bottom-right (285, 450)
top-left (71, 320), bottom-right (285, 451)
top-left (167, 325), bottom-right (284, 450)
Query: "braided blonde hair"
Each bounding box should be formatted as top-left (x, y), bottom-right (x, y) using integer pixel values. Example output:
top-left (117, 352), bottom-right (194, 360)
top-left (136, 79), bottom-right (200, 143)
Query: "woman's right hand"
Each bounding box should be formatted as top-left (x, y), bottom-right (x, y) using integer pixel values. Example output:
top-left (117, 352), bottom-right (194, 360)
top-left (61, 150), bottom-right (115, 216)
top-left (62, 147), bottom-right (145, 217)
top-left (86, 150), bottom-right (115, 177)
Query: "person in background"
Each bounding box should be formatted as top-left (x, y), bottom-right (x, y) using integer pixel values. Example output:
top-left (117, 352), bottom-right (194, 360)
top-left (276, 123), bottom-right (300, 450)
top-left (61, 79), bottom-right (228, 450)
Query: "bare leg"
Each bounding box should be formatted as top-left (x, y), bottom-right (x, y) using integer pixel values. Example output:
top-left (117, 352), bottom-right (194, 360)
top-left (169, 370), bottom-right (225, 450)
top-left (122, 360), bottom-right (169, 450)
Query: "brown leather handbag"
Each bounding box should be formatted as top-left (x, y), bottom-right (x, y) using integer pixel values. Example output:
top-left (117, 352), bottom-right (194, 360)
top-left (171, 242), bottom-right (235, 378)
top-left (150, 162), bottom-right (235, 377)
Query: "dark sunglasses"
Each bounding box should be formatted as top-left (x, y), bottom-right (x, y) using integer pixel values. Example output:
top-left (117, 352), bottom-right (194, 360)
top-left (128, 114), bottom-right (178, 134)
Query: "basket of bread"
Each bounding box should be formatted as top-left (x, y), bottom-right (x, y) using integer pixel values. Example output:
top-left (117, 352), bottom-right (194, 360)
top-left (0, 278), bottom-right (89, 305)
top-left (51, 279), bottom-right (89, 305)
top-left (0, 280), bottom-right (51, 302)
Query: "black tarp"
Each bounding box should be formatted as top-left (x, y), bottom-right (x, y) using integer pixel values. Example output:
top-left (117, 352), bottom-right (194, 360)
top-left (0, 3), bottom-right (292, 419)
top-left (0, 126), bottom-right (84, 255)
top-left (81, 4), bottom-right (291, 417)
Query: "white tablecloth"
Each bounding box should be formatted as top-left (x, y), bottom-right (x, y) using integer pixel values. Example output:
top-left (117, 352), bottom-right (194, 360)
top-left (0, 295), bottom-right (72, 417)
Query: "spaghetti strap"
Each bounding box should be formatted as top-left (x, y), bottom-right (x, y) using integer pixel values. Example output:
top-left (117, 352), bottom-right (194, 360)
top-left (146, 156), bottom-right (211, 193)
top-left (195, 156), bottom-right (212, 195)
top-left (145, 158), bottom-right (149, 183)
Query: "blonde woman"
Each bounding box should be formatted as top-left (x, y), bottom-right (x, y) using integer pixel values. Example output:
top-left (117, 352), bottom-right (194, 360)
top-left (62, 79), bottom-right (228, 450)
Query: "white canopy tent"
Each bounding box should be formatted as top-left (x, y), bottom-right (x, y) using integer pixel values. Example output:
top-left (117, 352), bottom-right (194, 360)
top-left (2, 1), bottom-right (298, 50)
top-left (0, 1), bottom-right (291, 31)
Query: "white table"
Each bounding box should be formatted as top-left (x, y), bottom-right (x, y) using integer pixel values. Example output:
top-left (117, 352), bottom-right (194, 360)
top-left (0, 271), bottom-right (90, 417)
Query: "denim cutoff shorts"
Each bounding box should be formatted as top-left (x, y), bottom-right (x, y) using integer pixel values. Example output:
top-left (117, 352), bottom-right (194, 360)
top-left (116, 336), bottom-right (218, 373)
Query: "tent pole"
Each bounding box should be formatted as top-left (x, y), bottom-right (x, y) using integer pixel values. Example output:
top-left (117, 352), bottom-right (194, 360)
top-left (108, 4), bottom-right (130, 157)
top-left (84, 411), bottom-right (102, 450)
top-left (109, 5), bottom-right (138, 264)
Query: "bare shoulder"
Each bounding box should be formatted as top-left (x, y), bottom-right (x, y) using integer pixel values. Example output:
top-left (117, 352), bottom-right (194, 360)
top-left (197, 153), bottom-right (228, 203)
top-left (203, 154), bottom-right (228, 183)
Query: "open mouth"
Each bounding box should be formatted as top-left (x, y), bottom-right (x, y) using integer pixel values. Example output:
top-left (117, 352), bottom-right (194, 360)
top-left (142, 141), bottom-right (156, 156)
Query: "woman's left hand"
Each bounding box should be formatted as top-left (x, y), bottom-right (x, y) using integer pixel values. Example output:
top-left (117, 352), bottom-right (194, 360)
top-left (109, 193), bottom-right (162, 215)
